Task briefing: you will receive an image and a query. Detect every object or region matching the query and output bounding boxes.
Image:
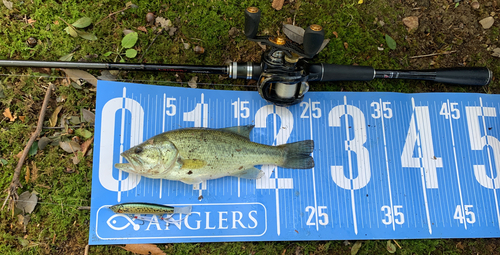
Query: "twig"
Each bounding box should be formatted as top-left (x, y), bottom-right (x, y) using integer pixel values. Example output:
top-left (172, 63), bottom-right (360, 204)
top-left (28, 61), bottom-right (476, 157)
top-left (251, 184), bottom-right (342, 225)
top-left (2, 83), bottom-right (55, 211)
top-left (393, 239), bottom-right (402, 249)
top-left (409, 50), bottom-right (457, 59)
top-left (84, 245), bottom-right (89, 255)
top-left (95, 6), bottom-right (131, 25)
top-left (77, 206), bottom-right (91, 210)
top-left (138, 28), bottom-right (164, 62)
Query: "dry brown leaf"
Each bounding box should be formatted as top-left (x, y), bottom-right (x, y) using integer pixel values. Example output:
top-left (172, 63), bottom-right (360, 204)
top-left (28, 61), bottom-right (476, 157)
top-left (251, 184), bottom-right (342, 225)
top-left (15, 150), bottom-right (23, 159)
top-left (121, 244), bottom-right (166, 255)
top-left (25, 165), bottom-right (30, 184)
top-left (31, 162), bottom-right (38, 182)
top-left (19, 116), bottom-right (25, 122)
top-left (81, 137), bottom-right (94, 155)
top-left (344, 42), bottom-right (349, 49)
top-left (61, 69), bottom-right (98, 87)
top-left (332, 31), bottom-right (338, 38)
top-left (3, 108), bottom-right (17, 122)
top-left (27, 19), bottom-right (36, 25)
top-left (137, 26), bottom-right (147, 33)
top-left (81, 108), bottom-right (95, 123)
top-left (272, 0), bottom-right (285, 10)
top-left (53, 20), bottom-right (59, 25)
top-left (49, 106), bottom-right (63, 127)
top-left (59, 140), bottom-right (82, 153)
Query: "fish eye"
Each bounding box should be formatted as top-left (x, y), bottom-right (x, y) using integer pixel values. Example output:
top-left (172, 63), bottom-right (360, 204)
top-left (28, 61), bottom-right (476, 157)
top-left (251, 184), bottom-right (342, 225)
top-left (134, 147), bottom-right (143, 154)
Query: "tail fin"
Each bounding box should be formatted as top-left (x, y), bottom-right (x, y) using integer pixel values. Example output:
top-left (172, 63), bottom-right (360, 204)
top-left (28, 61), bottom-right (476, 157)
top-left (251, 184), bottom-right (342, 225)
top-left (280, 140), bottom-right (314, 169)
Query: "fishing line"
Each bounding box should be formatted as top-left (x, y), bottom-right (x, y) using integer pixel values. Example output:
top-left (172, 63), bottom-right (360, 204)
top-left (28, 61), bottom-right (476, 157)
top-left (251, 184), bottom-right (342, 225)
top-left (0, 73), bottom-right (257, 88)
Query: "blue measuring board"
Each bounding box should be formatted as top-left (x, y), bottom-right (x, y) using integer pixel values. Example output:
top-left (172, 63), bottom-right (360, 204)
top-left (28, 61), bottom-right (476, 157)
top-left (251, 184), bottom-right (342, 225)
top-left (89, 80), bottom-right (500, 244)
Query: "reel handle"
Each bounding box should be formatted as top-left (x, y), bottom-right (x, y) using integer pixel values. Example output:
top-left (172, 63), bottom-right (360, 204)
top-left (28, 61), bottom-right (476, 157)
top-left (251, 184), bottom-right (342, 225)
top-left (244, 7), bottom-right (261, 39)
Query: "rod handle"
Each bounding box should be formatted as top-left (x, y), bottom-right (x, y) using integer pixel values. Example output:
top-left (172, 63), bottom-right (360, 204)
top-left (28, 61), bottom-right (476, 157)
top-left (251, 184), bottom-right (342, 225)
top-left (303, 25), bottom-right (325, 58)
top-left (307, 64), bottom-right (375, 82)
top-left (432, 67), bottom-right (492, 86)
top-left (244, 7), bottom-right (261, 39)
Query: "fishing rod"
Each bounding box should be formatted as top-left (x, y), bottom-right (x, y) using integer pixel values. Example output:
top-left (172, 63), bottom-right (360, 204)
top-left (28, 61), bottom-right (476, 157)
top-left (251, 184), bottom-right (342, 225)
top-left (0, 7), bottom-right (492, 106)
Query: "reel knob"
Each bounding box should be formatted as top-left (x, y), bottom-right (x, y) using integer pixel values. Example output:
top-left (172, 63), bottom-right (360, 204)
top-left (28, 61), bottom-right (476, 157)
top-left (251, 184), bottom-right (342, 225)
top-left (303, 24), bottom-right (325, 58)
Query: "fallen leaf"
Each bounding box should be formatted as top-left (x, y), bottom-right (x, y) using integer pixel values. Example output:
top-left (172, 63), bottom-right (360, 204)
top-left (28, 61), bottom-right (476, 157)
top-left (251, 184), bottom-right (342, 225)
top-left (316, 39), bottom-right (330, 54)
top-left (3, 0), bottom-right (13, 10)
top-left (59, 140), bottom-right (81, 153)
top-left (75, 128), bottom-right (93, 139)
top-left (155, 17), bottom-right (172, 29)
top-left (97, 70), bottom-right (117, 81)
top-left (19, 116), bottom-right (25, 122)
top-left (402, 16), bottom-right (419, 31)
top-left (351, 241), bottom-right (362, 255)
top-left (188, 76), bottom-right (198, 88)
top-left (81, 137), bottom-right (94, 155)
top-left (53, 20), bottom-right (59, 25)
top-left (38, 137), bottom-right (51, 150)
top-left (49, 106), bottom-right (63, 127)
top-left (27, 19), bottom-right (36, 25)
top-left (61, 69), bottom-right (97, 86)
top-left (283, 24), bottom-right (305, 44)
top-left (456, 242), bottom-right (464, 250)
top-left (492, 48), bottom-right (500, 58)
top-left (16, 191), bottom-right (38, 214)
top-left (386, 240), bottom-right (397, 253)
top-left (332, 31), bottom-right (338, 38)
top-left (28, 142), bottom-right (38, 157)
top-left (31, 162), bottom-right (38, 182)
top-left (272, 0), bottom-right (285, 10)
top-left (385, 34), bottom-right (397, 50)
top-left (168, 27), bottom-right (177, 36)
top-left (479, 17), bottom-right (495, 29)
top-left (72, 155), bottom-right (80, 165)
top-left (183, 42), bottom-right (190, 49)
top-left (70, 115), bottom-right (81, 125)
top-left (81, 109), bottom-right (95, 123)
top-left (228, 27), bottom-right (238, 37)
top-left (344, 42), bottom-right (349, 49)
top-left (3, 108), bottom-right (17, 121)
top-left (25, 165), bottom-right (30, 184)
top-left (121, 244), bottom-right (166, 255)
top-left (137, 26), bottom-right (147, 33)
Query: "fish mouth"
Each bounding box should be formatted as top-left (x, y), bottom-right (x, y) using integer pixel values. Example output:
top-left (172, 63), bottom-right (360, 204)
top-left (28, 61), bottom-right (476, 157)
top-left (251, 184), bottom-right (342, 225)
top-left (116, 148), bottom-right (163, 174)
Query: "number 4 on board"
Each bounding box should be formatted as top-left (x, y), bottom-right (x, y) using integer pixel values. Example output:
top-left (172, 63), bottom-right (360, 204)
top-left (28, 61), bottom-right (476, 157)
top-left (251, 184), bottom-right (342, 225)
top-left (401, 104), bottom-right (443, 189)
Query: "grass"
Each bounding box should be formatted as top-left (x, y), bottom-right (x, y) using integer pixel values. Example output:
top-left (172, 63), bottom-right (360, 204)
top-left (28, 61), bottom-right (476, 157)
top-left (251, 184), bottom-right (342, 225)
top-left (0, 0), bottom-right (499, 254)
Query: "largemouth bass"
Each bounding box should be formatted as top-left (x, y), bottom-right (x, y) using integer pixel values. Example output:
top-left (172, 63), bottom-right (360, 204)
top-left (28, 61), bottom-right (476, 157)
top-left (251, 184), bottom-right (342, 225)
top-left (115, 125), bottom-right (314, 185)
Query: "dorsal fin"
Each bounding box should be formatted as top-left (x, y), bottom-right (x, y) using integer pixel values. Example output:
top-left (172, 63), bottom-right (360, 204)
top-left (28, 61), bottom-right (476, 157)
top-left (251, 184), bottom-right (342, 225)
top-left (219, 125), bottom-right (254, 140)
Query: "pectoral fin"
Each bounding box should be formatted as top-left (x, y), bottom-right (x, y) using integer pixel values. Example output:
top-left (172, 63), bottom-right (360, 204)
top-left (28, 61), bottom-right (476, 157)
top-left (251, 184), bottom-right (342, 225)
top-left (180, 159), bottom-right (206, 169)
top-left (232, 167), bottom-right (264, 179)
